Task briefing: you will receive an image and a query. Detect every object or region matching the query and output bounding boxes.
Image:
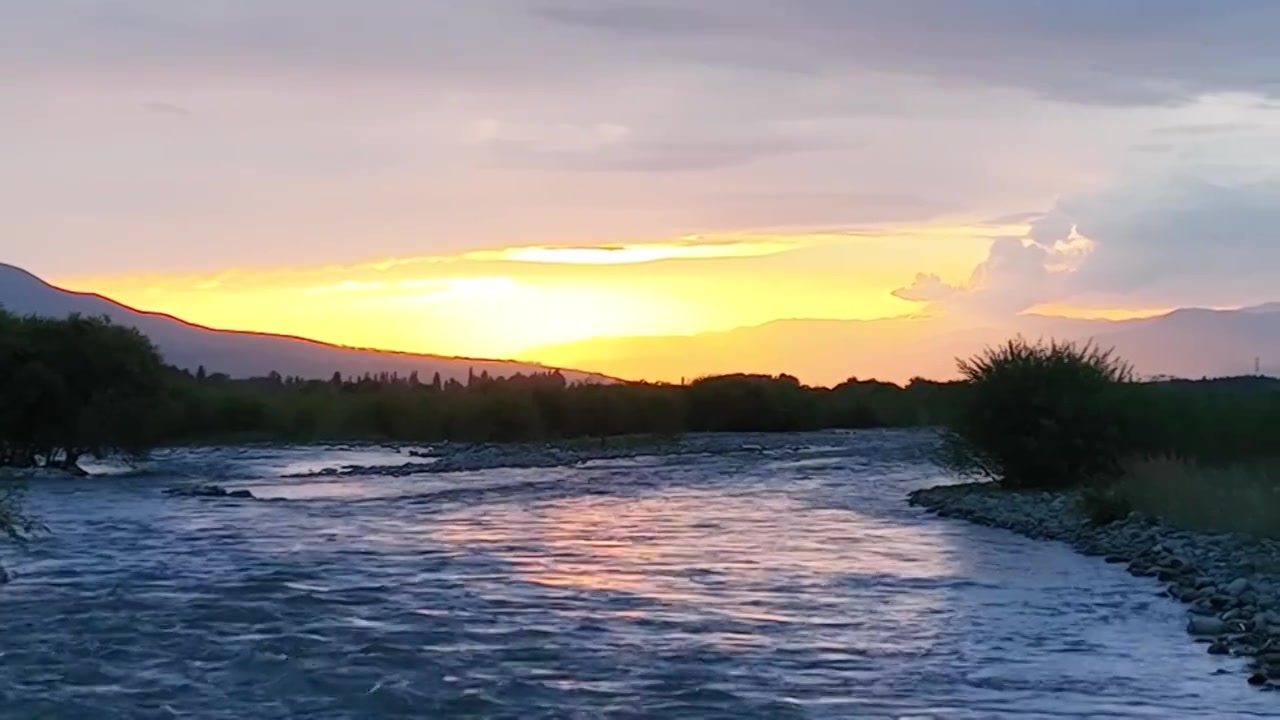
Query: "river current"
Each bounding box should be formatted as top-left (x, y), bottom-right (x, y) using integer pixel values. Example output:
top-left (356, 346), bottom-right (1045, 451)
top-left (0, 430), bottom-right (1273, 718)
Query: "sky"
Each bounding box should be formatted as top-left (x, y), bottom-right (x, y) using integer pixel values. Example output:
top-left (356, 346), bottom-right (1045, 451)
top-left (6, 1), bottom-right (1280, 369)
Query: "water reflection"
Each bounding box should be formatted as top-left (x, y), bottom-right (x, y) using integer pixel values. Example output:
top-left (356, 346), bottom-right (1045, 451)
top-left (1, 432), bottom-right (1277, 718)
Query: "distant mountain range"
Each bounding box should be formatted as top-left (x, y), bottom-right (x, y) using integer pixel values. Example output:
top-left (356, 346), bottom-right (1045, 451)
top-left (7, 262), bottom-right (1279, 386)
top-left (0, 263), bottom-right (612, 384)
top-left (520, 304), bottom-right (1280, 385)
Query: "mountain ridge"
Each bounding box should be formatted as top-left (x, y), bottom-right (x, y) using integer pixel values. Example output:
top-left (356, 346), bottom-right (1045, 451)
top-left (519, 302), bottom-right (1280, 385)
top-left (0, 263), bottom-right (615, 384)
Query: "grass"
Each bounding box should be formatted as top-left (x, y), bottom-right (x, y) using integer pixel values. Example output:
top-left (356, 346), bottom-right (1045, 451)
top-left (1092, 456), bottom-right (1280, 539)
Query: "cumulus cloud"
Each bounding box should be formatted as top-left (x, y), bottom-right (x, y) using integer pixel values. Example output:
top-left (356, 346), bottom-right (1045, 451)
top-left (896, 170), bottom-right (1280, 317)
top-left (893, 231), bottom-right (1097, 319)
top-left (890, 273), bottom-right (962, 304)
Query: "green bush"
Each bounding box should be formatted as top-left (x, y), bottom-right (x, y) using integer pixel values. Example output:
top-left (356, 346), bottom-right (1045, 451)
top-left (939, 336), bottom-right (1135, 489)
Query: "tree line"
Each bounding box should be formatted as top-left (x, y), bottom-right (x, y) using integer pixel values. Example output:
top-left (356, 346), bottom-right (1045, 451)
top-left (0, 310), bottom-right (969, 466)
top-left (3, 311), bottom-right (1277, 473)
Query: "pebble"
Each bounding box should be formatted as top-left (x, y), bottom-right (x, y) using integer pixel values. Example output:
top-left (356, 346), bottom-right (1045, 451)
top-left (283, 435), bottom-right (802, 479)
top-left (164, 484), bottom-right (255, 500)
top-left (1190, 616), bottom-right (1227, 636)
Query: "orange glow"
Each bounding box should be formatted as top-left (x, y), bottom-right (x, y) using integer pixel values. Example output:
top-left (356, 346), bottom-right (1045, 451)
top-left (51, 226), bottom-right (999, 365)
top-left (1024, 303), bottom-right (1176, 321)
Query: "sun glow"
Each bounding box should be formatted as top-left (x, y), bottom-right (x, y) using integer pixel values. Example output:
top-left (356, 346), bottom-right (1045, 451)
top-left (50, 225), bottom-right (1005, 368)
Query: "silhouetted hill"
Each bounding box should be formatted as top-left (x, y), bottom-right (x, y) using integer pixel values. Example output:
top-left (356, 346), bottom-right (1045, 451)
top-left (0, 263), bottom-right (613, 383)
top-left (521, 303), bottom-right (1280, 385)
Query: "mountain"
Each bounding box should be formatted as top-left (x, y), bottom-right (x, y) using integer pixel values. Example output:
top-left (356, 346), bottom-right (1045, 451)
top-left (520, 304), bottom-right (1280, 385)
top-left (0, 263), bottom-right (612, 383)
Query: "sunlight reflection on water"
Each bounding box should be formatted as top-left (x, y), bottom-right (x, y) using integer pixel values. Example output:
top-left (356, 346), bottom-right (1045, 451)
top-left (1, 431), bottom-right (1277, 718)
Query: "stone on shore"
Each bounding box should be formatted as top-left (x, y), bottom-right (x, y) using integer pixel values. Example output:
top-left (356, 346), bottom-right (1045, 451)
top-left (164, 484), bottom-right (254, 499)
top-left (1189, 616), bottom-right (1227, 636)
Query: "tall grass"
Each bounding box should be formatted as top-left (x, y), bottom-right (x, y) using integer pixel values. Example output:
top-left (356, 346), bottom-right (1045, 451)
top-left (1099, 456), bottom-right (1280, 538)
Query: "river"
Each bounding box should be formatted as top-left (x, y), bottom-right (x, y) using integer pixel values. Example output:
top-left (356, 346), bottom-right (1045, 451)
top-left (0, 430), bottom-right (1273, 718)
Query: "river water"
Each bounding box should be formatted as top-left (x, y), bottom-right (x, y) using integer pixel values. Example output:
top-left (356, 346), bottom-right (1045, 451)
top-left (0, 430), bottom-right (1274, 718)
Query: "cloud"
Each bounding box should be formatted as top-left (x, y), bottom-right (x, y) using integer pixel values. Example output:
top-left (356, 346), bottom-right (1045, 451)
top-left (7, 0), bottom-right (1280, 286)
top-left (534, 1), bottom-right (1280, 107)
top-left (13, 3), bottom-right (1280, 109)
top-left (464, 239), bottom-right (799, 265)
top-left (896, 170), bottom-right (1280, 317)
top-left (466, 118), bottom-right (828, 172)
top-left (532, 4), bottom-right (723, 34)
top-left (893, 232), bottom-right (1097, 318)
top-left (144, 101), bottom-right (191, 116)
top-left (891, 273), bottom-right (961, 304)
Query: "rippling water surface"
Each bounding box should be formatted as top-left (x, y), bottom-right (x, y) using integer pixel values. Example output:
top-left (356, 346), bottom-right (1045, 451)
top-left (1, 431), bottom-right (1274, 718)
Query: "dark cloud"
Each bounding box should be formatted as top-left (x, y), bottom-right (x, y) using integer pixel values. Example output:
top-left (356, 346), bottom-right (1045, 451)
top-left (10, 2), bottom-right (1280, 107)
top-left (535, 0), bottom-right (1280, 106)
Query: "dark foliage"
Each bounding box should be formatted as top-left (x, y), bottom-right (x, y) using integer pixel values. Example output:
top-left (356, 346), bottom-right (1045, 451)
top-left (156, 367), bottom-right (963, 444)
top-left (0, 309), bottom-right (166, 470)
top-left (939, 336), bottom-right (1137, 489)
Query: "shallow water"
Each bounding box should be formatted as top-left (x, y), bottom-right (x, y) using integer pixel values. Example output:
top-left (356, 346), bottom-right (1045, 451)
top-left (1, 431), bottom-right (1274, 718)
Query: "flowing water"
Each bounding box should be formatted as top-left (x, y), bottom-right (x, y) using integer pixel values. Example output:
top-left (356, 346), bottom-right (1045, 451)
top-left (0, 430), bottom-right (1274, 718)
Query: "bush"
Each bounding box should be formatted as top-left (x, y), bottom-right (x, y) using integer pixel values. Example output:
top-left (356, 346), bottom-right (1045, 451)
top-left (939, 336), bottom-right (1135, 489)
top-left (1079, 483), bottom-right (1134, 526)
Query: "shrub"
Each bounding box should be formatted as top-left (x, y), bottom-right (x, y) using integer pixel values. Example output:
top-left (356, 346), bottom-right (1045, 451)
top-left (1079, 483), bottom-right (1133, 526)
top-left (939, 336), bottom-right (1135, 489)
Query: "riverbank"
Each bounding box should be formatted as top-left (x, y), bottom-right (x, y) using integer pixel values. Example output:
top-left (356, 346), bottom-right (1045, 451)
top-left (910, 482), bottom-right (1280, 687)
top-left (280, 432), bottom-right (801, 479)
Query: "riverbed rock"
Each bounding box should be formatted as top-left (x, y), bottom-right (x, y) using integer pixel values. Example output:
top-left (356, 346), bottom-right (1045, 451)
top-left (1227, 578), bottom-right (1251, 596)
top-left (1189, 616), bottom-right (1228, 636)
top-left (164, 484), bottom-right (254, 499)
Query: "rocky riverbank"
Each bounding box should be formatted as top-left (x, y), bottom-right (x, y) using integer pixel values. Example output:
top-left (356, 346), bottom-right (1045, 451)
top-left (284, 435), bottom-right (784, 479)
top-left (910, 482), bottom-right (1280, 687)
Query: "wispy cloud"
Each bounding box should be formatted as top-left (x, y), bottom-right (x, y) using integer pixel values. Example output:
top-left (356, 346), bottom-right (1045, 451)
top-left (463, 239), bottom-right (799, 265)
top-left (143, 100), bottom-right (191, 116)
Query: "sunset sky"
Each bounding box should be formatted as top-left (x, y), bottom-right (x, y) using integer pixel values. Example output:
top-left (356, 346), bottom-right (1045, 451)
top-left (7, 2), bottom-right (1280, 371)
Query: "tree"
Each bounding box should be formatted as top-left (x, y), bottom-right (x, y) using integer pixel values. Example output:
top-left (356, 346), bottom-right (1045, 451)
top-left (0, 311), bottom-right (167, 470)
